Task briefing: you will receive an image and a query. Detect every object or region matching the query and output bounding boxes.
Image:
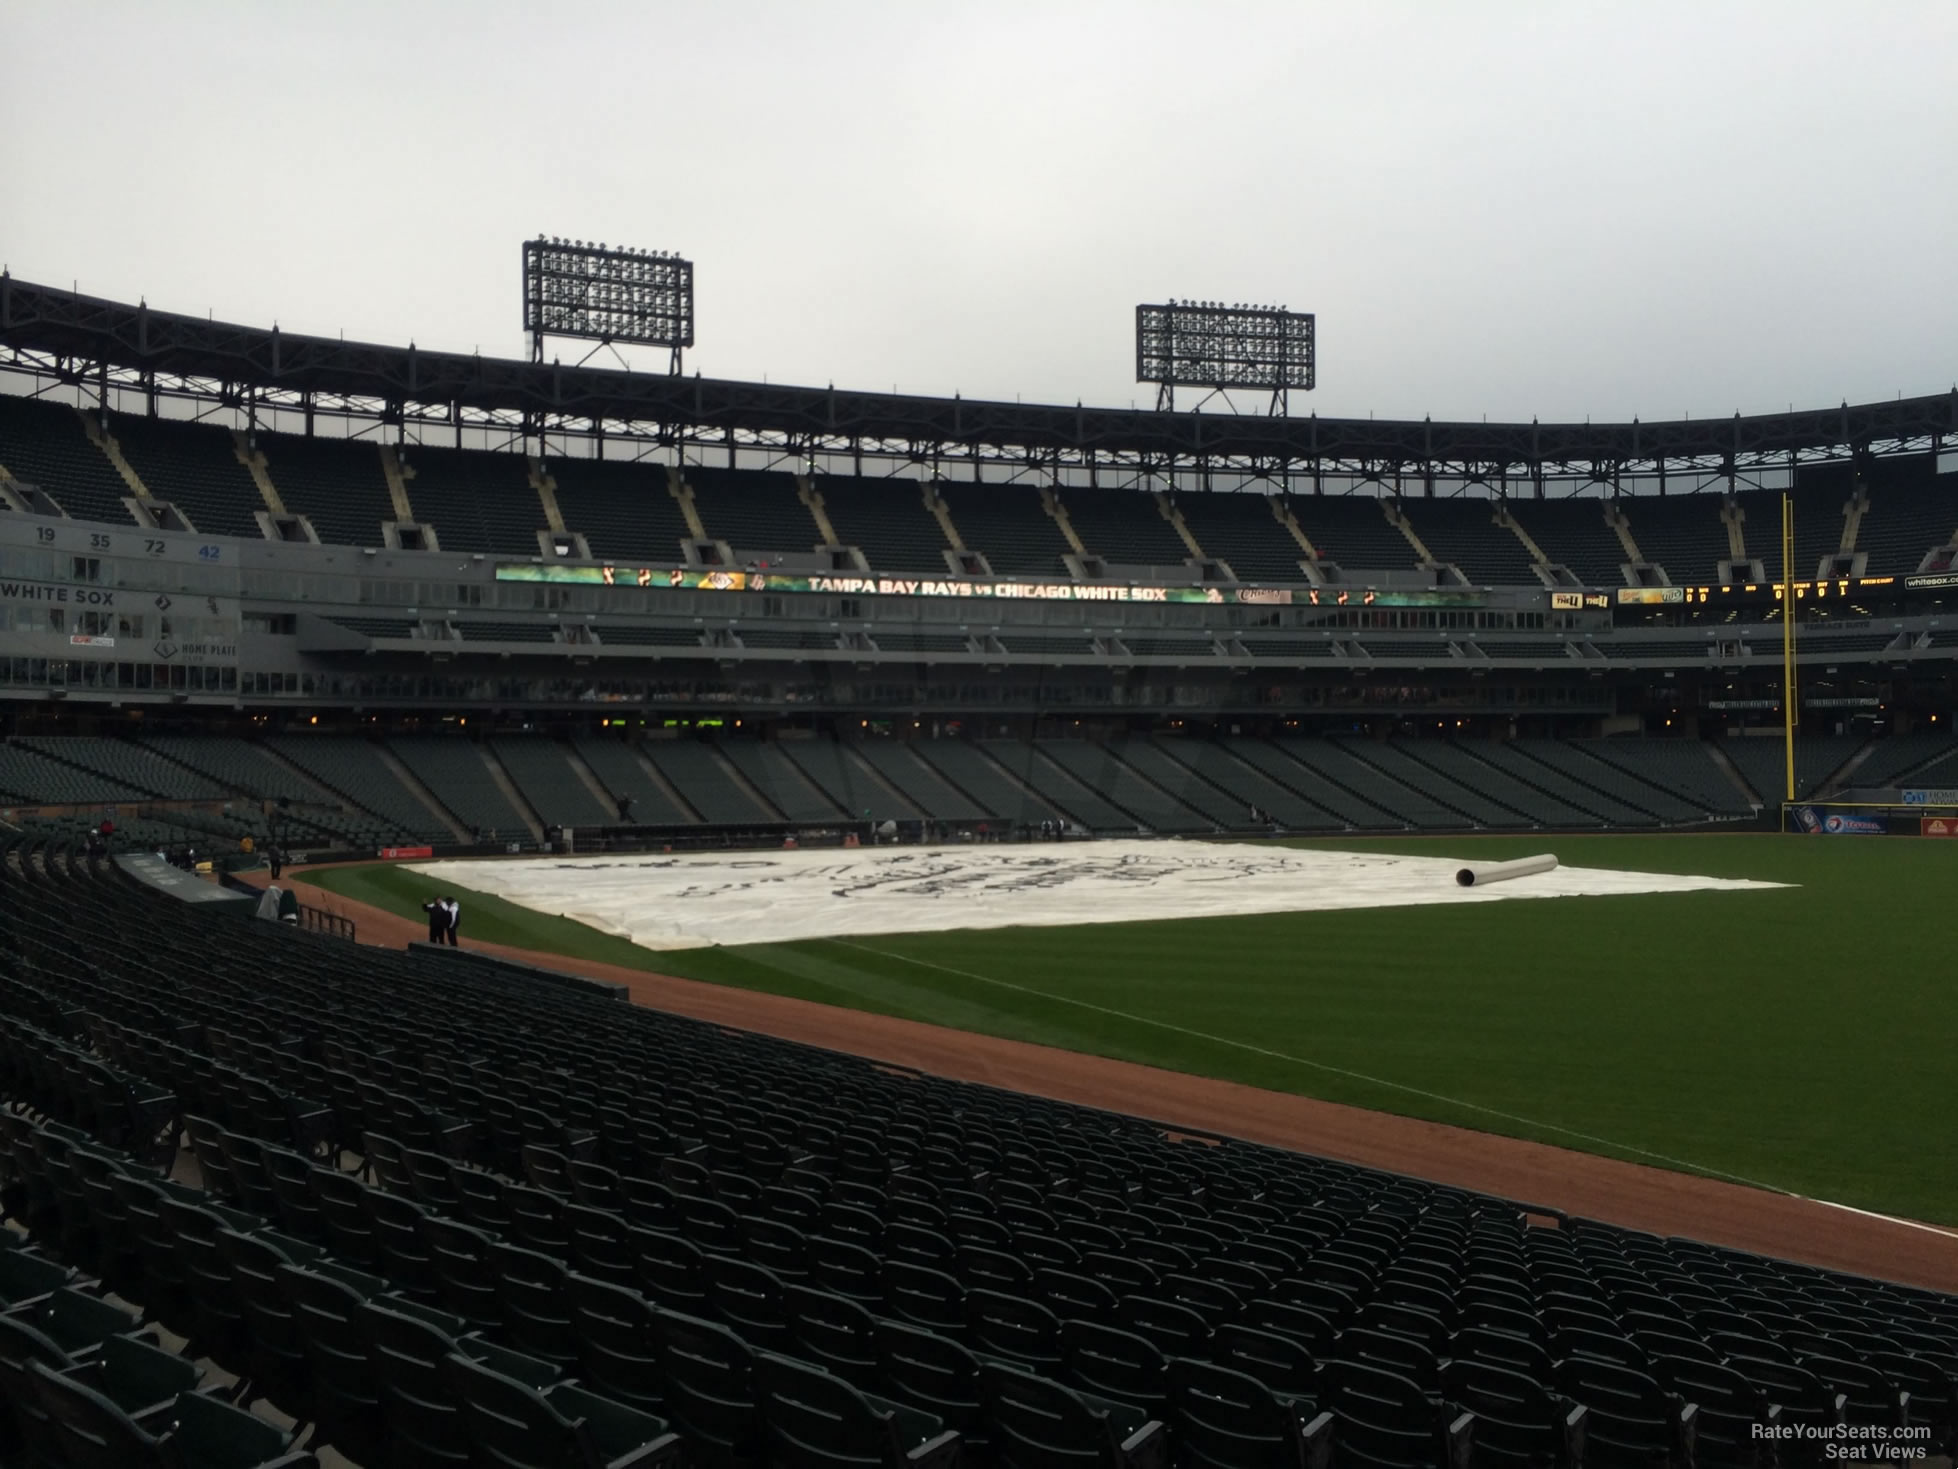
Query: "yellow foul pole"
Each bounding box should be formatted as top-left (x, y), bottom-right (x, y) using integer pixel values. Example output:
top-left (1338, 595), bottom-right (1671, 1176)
top-left (1782, 493), bottom-right (1797, 805)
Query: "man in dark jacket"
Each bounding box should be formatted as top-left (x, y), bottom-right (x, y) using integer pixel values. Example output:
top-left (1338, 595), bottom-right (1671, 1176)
top-left (422, 896), bottom-right (450, 944)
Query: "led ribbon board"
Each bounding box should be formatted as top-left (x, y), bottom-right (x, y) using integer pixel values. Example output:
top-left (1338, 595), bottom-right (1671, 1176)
top-left (493, 564), bottom-right (1487, 608)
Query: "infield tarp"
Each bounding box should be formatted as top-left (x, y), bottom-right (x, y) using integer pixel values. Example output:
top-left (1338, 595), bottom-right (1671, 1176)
top-left (411, 840), bottom-right (1786, 951)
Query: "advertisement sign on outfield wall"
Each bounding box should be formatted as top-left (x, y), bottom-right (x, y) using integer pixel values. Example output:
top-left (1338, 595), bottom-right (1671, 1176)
top-left (1922, 817), bottom-right (1958, 838)
top-left (1791, 806), bottom-right (1887, 835)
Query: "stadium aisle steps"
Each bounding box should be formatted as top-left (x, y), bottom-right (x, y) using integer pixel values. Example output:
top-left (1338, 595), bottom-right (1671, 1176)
top-left (853, 743), bottom-right (994, 823)
top-left (1401, 500), bottom-right (1541, 585)
top-left (780, 738), bottom-right (924, 823)
top-left (718, 743), bottom-right (849, 823)
top-left (570, 736), bottom-right (700, 825)
top-left (1390, 740), bottom-right (1580, 828)
top-left (256, 431), bottom-right (396, 547)
top-left (1174, 493), bottom-right (1314, 583)
top-left (1361, 741), bottom-right (1533, 829)
top-left (1152, 738), bottom-right (1348, 830)
top-left (107, 411), bottom-right (266, 540)
top-left (1229, 739), bottom-right (1405, 829)
top-left (1035, 742), bottom-right (1213, 833)
top-left (910, 741), bottom-right (1049, 827)
top-left (1619, 497), bottom-right (1727, 585)
top-left (1571, 739), bottom-right (1755, 819)
top-left (488, 737), bottom-right (612, 829)
top-left (1107, 739), bottom-right (1253, 828)
top-left (640, 741), bottom-right (779, 824)
top-left (389, 736), bottom-right (540, 840)
top-left (993, 741), bottom-right (1145, 832)
top-left (934, 483), bottom-right (1074, 578)
top-left (548, 456), bottom-right (695, 564)
top-left (813, 477), bottom-right (954, 573)
top-left (0, 394), bottom-right (142, 526)
top-left (1059, 486), bottom-right (1190, 567)
top-left (685, 468), bottom-right (822, 559)
top-left (267, 735), bottom-right (464, 843)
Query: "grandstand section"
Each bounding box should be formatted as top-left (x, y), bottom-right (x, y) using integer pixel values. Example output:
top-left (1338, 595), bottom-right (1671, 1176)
top-left (932, 481), bottom-right (1073, 577)
top-left (572, 733), bottom-right (699, 824)
top-left (11, 734), bottom-right (229, 801)
top-left (686, 467), bottom-right (823, 560)
top-left (0, 276), bottom-right (1953, 852)
top-left (1508, 498), bottom-right (1629, 587)
top-left (851, 740), bottom-right (993, 823)
top-left (1292, 495), bottom-right (1420, 576)
top-left (389, 734), bottom-right (536, 837)
top-left (1717, 732), bottom-right (1864, 803)
top-left (778, 736), bottom-right (924, 822)
top-left (1033, 739), bottom-right (1212, 833)
top-left (0, 392), bottom-right (137, 526)
top-left (106, 411), bottom-right (266, 540)
top-left (809, 476), bottom-right (953, 573)
top-left (717, 740), bottom-right (848, 822)
top-left (983, 739), bottom-right (1140, 832)
top-left (1616, 496), bottom-right (1727, 585)
top-left (394, 444), bottom-right (541, 557)
top-left (640, 739), bottom-right (777, 824)
top-left (254, 430), bottom-right (395, 547)
top-left (1059, 485), bottom-right (1191, 568)
top-left (266, 735), bottom-right (457, 844)
top-left (1575, 739), bottom-right (1755, 819)
top-left (1176, 492), bottom-right (1311, 582)
top-left (1400, 498), bottom-right (1540, 586)
top-left (493, 734), bottom-right (616, 828)
top-left (546, 454), bottom-right (695, 564)
top-left (5, 838), bottom-right (1957, 1465)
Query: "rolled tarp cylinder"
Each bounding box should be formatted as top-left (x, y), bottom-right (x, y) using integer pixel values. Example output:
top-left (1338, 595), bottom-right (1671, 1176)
top-left (1456, 853), bottom-right (1559, 888)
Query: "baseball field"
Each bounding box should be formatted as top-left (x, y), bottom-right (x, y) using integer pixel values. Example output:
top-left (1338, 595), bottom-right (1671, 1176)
top-left (298, 833), bottom-right (1958, 1228)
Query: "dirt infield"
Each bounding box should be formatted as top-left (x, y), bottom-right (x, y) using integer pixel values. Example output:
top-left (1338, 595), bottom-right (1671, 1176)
top-left (259, 868), bottom-right (1958, 1294)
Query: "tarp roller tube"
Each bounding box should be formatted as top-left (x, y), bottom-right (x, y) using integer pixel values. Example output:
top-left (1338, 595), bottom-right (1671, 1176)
top-left (1455, 854), bottom-right (1559, 887)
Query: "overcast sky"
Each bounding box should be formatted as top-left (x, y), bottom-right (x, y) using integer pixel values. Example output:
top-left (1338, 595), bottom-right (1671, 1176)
top-left (3, 1), bottom-right (1953, 425)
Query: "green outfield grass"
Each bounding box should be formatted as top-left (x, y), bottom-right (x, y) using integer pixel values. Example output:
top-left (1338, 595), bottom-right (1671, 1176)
top-left (300, 835), bottom-right (1958, 1225)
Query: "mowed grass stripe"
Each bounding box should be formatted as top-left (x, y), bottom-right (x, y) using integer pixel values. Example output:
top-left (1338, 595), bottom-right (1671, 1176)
top-left (299, 835), bottom-right (1958, 1225)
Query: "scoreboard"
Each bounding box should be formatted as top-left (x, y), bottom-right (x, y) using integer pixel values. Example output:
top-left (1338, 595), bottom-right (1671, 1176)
top-left (1614, 575), bottom-right (1914, 607)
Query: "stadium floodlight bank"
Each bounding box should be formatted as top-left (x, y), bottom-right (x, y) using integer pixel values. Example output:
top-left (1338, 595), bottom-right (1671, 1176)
top-left (1136, 299), bottom-right (1316, 414)
top-left (522, 237), bottom-right (693, 371)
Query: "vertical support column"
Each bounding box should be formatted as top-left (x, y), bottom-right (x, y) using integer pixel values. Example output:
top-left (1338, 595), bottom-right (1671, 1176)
top-left (1781, 493), bottom-right (1797, 805)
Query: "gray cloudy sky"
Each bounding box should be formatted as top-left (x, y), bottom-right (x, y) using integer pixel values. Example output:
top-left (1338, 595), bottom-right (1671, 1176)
top-left (3, 1), bottom-right (1953, 424)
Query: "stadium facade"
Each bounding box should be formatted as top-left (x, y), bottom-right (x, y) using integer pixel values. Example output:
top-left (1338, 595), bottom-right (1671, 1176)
top-left (1, 276), bottom-right (1955, 846)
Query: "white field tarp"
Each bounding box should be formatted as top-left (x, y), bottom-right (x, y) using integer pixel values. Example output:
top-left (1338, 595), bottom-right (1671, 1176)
top-left (411, 840), bottom-right (1786, 951)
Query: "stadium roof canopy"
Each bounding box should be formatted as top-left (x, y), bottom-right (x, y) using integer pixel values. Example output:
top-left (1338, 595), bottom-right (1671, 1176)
top-left (2, 273), bottom-right (1952, 483)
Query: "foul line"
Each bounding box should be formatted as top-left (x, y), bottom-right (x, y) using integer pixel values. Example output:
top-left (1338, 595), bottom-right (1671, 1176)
top-left (830, 937), bottom-right (1791, 1195)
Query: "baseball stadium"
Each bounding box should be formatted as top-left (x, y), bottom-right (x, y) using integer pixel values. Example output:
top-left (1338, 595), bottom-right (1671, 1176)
top-left (3, 11), bottom-right (1957, 1466)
